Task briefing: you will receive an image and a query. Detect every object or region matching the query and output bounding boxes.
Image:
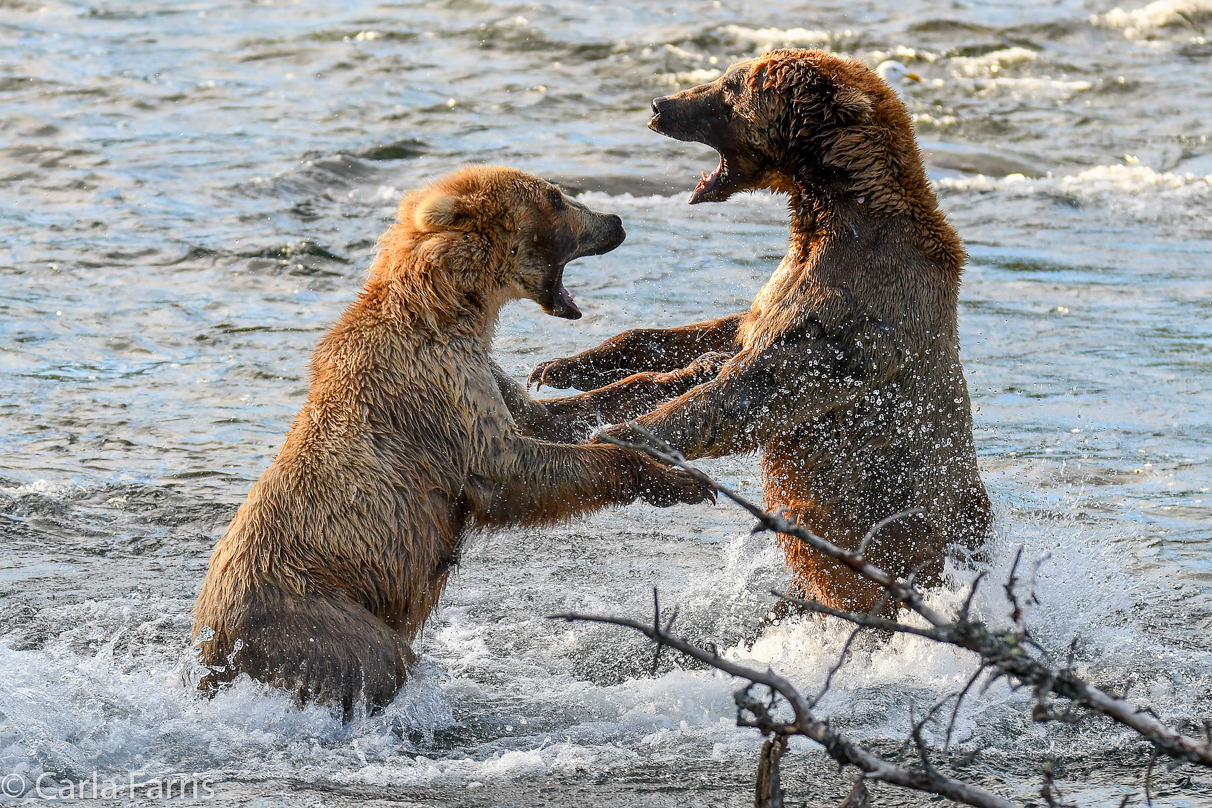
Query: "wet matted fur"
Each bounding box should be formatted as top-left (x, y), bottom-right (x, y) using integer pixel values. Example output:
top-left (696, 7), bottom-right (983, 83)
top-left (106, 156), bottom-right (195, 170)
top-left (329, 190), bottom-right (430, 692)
top-left (529, 51), bottom-right (993, 614)
top-left (192, 167), bottom-right (714, 714)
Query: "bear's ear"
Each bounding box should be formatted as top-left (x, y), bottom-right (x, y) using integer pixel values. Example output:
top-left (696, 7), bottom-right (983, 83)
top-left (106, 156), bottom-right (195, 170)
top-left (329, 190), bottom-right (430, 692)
top-left (748, 64), bottom-right (771, 93)
top-left (413, 191), bottom-right (473, 233)
top-left (833, 86), bottom-right (873, 121)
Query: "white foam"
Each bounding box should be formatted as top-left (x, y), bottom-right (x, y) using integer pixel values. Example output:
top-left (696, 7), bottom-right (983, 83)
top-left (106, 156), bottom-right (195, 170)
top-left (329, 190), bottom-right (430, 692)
top-left (948, 47), bottom-right (1039, 77)
top-left (985, 76), bottom-right (1091, 94)
top-left (937, 163), bottom-right (1212, 219)
top-left (711, 511), bottom-right (1148, 745)
top-left (0, 479), bottom-right (77, 497)
top-left (871, 46), bottom-right (940, 64)
top-left (912, 112), bottom-right (960, 128)
top-left (948, 75), bottom-right (1093, 99)
top-left (657, 67), bottom-right (722, 87)
top-left (371, 185), bottom-right (401, 202)
top-left (1099, 0), bottom-right (1212, 38)
top-left (717, 25), bottom-right (835, 53)
top-left (573, 189), bottom-right (785, 214)
top-left (0, 489), bottom-right (1201, 796)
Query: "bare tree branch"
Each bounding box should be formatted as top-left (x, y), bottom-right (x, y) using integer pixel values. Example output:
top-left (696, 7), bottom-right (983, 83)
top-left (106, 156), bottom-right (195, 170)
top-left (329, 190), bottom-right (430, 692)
top-left (597, 426), bottom-right (952, 627)
top-left (551, 600), bottom-right (1019, 808)
top-left (597, 426), bottom-right (1212, 769)
top-left (770, 589), bottom-right (945, 642)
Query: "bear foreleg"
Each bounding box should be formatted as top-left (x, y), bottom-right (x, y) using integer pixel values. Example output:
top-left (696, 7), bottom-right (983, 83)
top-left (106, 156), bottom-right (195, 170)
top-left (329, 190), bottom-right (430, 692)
top-left (536, 351), bottom-right (732, 438)
top-left (528, 314), bottom-right (742, 391)
top-left (469, 439), bottom-right (715, 527)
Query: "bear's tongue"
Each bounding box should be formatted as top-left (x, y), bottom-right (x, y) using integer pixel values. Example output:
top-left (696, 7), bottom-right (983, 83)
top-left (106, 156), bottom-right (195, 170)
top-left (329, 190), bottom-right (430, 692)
top-left (543, 263), bottom-right (582, 320)
top-left (557, 283), bottom-right (580, 318)
top-left (690, 154), bottom-right (725, 204)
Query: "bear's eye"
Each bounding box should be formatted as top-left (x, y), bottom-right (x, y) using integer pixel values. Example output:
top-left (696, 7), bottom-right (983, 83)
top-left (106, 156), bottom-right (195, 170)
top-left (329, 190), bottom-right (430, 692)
top-left (509, 244), bottom-right (518, 256)
top-left (547, 188), bottom-right (564, 209)
top-left (722, 74), bottom-right (743, 105)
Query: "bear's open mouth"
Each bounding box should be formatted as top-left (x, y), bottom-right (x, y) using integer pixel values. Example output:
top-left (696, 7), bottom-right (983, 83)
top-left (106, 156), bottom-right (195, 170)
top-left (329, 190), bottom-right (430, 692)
top-left (691, 152), bottom-right (729, 205)
top-left (542, 265), bottom-right (581, 320)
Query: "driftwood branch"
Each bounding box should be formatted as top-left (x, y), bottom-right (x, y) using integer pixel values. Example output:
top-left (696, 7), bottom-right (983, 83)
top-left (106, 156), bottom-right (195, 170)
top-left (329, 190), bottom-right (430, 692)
top-left (755, 731), bottom-right (788, 808)
top-left (599, 425), bottom-right (1212, 768)
top-left (568, 424), bottom-right (1212, 806)
top-left (551, 602), bottom-right (1019, 808)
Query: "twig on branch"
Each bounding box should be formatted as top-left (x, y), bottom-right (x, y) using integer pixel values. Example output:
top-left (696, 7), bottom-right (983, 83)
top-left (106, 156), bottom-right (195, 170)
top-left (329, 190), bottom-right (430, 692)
top-left (859, 507), bottom-right (925, 555)
top-left (839, 778), bottom-right (871, 808)
top-left (1040, 758), bottom-right (1076, 808)
top-left (1145, 749), bottom-right (1159, 807)
top-left (770, 589), bottom-right (944, 642)
top-left (648, 589), bottom-right (680, 676)
top-left (755, 731), bottom-right (788, 808)
top-left (811, 623), bottom-right (864, 709)
top-left (945, 666), bottom-right (988, 751)
top-left (1004, 547), bottom-right (1026, 627)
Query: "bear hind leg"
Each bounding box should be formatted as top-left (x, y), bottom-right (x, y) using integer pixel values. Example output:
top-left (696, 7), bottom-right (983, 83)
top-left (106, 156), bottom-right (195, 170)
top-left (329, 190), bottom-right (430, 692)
top-left (200, 584), bottom-right (414, 717)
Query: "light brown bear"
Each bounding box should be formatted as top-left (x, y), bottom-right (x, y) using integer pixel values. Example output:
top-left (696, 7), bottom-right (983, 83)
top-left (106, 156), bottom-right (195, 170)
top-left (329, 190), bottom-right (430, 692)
top-left (191, 166), bottom-right (714, 714)
top-left (529, 50), bottom-right (993, 616)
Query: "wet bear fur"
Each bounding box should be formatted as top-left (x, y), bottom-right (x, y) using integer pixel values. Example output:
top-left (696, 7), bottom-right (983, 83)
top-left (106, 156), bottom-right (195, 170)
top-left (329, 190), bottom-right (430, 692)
top-left (191, 166), bottom-right (713, 714)
top-left (529, 50), bottom-right (994, 615)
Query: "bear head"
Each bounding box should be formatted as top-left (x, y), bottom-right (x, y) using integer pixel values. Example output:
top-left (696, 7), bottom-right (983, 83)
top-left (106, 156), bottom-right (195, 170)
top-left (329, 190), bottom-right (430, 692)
top-left (649, 49), bottom-right (929, 215)
top-left (399, 166), bottom-right (625, 320)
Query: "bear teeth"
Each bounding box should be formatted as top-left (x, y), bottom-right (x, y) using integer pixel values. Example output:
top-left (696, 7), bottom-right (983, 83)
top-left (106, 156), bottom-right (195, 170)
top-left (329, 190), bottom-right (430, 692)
top-left (691, 155), bottom-right (727, 203)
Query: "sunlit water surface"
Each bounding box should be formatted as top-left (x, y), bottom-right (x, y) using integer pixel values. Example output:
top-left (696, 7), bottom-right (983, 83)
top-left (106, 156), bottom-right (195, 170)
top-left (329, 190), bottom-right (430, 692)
top-left (3, 0), bottom-right (1212, 804)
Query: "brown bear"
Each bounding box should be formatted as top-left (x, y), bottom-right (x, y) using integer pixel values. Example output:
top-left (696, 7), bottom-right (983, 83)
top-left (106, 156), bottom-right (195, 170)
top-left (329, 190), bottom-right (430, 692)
top-left (191, 166), bottom-right (715, 714)
top-left (529, 50), bottom-right (993, 615)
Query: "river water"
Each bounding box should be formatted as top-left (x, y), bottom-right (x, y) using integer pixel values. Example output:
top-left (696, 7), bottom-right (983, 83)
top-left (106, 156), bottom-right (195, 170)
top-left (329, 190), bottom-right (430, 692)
top-left (3, 0), bottom-right (1212, 805)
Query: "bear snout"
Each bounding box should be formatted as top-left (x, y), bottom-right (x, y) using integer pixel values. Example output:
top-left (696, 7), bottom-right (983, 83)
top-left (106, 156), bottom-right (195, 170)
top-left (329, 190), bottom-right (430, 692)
top-left (648, 95), bottom-right (675, 135)
top-left (604, 214), bottom-right (626, 251)
top-left (647, 87), bottom-right (726, 149)
top-left (603, 213), bottom-right (624, 241)
top-left (583, 213), bottom-right (626, 257)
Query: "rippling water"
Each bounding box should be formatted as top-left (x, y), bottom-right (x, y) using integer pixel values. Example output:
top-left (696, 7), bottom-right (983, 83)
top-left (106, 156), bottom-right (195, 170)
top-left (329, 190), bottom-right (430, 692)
top-left (3, 0), bottom-right (1212, 804)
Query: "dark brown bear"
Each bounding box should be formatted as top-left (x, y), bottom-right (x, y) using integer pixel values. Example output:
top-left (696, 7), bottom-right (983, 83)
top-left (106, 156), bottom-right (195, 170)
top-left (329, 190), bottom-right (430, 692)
top-left (529, 50), bottom-right (993, 615)
top-left (192, 166), bottom-right (714, 715)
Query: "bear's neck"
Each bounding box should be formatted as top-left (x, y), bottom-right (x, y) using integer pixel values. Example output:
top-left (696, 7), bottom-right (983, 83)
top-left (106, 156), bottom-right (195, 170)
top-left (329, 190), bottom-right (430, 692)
top-left (336, 272), bottom-right (499, 357)
top-left (389, 251), bottom-right (502, 329)
top-left (786, 183), bottom-right (965, 278)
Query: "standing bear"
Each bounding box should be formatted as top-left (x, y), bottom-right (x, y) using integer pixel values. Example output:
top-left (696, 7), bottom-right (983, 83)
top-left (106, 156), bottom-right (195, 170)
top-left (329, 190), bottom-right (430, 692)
top-left (530, 50), bottom-right (993, 615)
top-left (192, 166), bottom-right (714, 714)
